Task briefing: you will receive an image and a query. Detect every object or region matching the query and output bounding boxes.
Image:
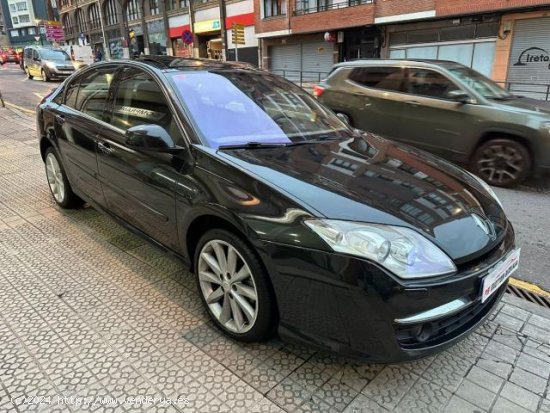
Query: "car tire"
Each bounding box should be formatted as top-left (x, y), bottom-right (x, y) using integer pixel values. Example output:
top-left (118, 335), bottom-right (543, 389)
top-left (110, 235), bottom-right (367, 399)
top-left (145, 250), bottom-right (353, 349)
top-left (194, 229), bottom-right (276, 342)
top-left (471, 138), bottom-right (531, 187)
top-left (41, 69), bottom-right (49, 82)
top-left (26, 68), bottom-right (33, 79)
top-left (44, 147), bottom-right (84, 209)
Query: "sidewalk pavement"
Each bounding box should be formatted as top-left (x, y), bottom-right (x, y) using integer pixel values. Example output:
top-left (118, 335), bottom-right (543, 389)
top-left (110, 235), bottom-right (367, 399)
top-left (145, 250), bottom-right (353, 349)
top-left (0, 106), bottom-right (549, 413)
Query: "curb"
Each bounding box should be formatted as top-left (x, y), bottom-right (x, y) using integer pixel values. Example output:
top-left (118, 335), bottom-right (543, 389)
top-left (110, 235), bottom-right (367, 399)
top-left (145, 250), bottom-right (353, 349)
top-left (509, 277), bottom-right (550, 298)
top-left (3, 101), bottom-right (35, 115)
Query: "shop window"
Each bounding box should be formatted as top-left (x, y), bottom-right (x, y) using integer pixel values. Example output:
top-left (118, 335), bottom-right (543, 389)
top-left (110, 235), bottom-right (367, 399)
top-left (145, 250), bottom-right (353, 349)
top-left (349, 67), bottom-right (405, 93)
top-left (440, 25), bottom-right (475, 42)
top-left (406, 68), bottom-right (460, 99)
top-left (264, 0), bottom-right (286, 17)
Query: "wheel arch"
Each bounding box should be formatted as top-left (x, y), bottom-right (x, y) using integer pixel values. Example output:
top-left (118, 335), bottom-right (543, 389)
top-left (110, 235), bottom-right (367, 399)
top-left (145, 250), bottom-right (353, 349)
top-left (472, 130), bottom-right (534, 165)
top-left (184, 211), bottom-right (281, 321)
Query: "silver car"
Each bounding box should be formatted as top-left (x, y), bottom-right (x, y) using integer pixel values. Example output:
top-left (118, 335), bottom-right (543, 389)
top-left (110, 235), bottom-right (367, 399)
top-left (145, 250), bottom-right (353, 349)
top-left (23, 47), bottom-right (76, 82)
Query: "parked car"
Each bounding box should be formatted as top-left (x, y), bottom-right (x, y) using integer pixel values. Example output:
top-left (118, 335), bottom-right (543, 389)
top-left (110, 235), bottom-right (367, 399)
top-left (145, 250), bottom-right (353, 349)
top-left (315, 59), bottom-right (550, 187)
top-left (0, 49), bottom-right (20, 65)
top-left (23, 46), bottom-right (76, 81)
top-left (37, 57), bottom-right (518, 362)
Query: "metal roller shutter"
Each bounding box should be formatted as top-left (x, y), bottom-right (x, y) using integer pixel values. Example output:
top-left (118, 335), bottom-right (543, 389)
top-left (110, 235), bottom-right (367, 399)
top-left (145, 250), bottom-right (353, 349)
top-left (270, 44), bottom-right (301, 81)
top-left (507, 17), bottom-right (550, 100)
top-left (301, 42), bottom-right (335, 82)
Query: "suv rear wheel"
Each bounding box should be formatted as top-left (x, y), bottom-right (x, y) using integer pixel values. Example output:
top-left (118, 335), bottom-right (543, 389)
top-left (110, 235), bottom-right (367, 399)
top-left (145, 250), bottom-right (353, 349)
top-left (471, 138), bottom-right (531, 187)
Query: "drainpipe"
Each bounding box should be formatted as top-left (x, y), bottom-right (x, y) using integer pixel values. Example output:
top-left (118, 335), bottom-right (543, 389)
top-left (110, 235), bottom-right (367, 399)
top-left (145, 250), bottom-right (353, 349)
top-left (218, 0), bottom-right (228, 60)
top-left (141, 0), bottom-right (150, 54)
top-left (117, 0), bottom-right (129, 58)
top-left (161, 0), bottom-right (172, 55)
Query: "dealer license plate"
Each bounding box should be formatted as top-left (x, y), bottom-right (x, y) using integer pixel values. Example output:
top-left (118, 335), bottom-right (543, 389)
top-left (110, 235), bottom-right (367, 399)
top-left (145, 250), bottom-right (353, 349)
top-left (481, 248), bottom-right (520, 303)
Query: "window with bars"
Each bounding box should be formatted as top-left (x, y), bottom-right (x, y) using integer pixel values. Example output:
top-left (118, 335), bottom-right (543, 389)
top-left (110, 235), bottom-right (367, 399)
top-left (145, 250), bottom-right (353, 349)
top-left (126, 0), bottom-right (142, 21)
top-left (76, 9), bottom-right (86, 33)
top-left (88, 3), bottom-right (100, 29)
top-left (105, 0), bottom-right (118, 26)
top-left (149, 0), bottom-right (160, 15)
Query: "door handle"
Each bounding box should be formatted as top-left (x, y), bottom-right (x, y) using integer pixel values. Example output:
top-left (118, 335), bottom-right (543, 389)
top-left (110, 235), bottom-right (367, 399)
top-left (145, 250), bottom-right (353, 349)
top-left (55, 114), bottom-right (65, 124)
top-left (97, 141), bottom-right (114, 155)
top-left (405, 100), bottom-right (421, 106)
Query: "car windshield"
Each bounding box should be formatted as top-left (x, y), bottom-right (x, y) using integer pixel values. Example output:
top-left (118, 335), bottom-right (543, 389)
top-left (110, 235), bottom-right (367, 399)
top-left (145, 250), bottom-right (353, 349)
top-left (168, 70), bottom-right (351, 149)
top-left (40, 49), bottom-right (71, 61)
top-left (448, 66), bottom-right (514, 99)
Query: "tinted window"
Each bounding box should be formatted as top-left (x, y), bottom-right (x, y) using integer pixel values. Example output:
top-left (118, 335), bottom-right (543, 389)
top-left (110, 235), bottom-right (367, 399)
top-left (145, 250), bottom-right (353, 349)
top-left (168, 71), bottom-right (350, 149)
top-left (76, 69), bottom-right (115, 120)
top-left (111, 68), bottom-right (182, 143)
top-left (349, 67), bottom-right (405, 92)
top-left (406, 68), bottom-right (460, 99)
top-left (64, 77), bottom-right (80, 108)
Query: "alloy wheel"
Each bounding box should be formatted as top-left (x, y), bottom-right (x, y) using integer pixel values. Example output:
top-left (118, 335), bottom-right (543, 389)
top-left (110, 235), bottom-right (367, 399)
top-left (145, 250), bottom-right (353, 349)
top-left (198, 239), bottom-right (259, 334)
top-left (45, 152), bottom-right (65, 203)
top-left (476, 143), bottom-right (526, 186)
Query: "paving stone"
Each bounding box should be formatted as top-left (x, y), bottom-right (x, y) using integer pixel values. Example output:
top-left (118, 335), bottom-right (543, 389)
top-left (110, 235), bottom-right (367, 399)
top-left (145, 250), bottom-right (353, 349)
top-left (465, 365), bottom-right (504, 393)
top-left (528, 314), bottom-right (550, 331)
top-left (492, 396), bottom-right (531, 413)
top-left (483, 340), bottom-right (519, 364)
top-left (500, 382), bottom-right (541, 412)
top-left (500, 305), bottom-right (531, 322)
top-left (342, 394), bottom-right (390, 412)
top-left (492, 327), bottom-right (525, 351)
top-left (509, 367), bottom-right (547, 394)
top-left (455, 379), bottom-right (496, 411)
top-left (522, 323), bottom-right (550, 344)
top-left (443, 395), bottom-right (486, 413)
top-left (421, 351), bottom-right (472, 392)
top-left (494, 312), bottom-right (525, 331)
top-left (476, 357), bottom-right (513, 379)
top-left (313, 377), bottom-right (358, 411)
top-left (362, 365), bottom-right (419, 410)
top-left (516, 352), bottom-right (550, 379)
top-left (522, 339), bottom-right (550, 362)
top-left (395, 378), bottom-right (452, 413)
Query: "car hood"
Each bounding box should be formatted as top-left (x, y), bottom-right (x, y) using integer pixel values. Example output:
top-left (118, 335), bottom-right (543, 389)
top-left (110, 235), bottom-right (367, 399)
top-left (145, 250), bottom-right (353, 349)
top-left (218, 134), bottom-right (508, 263)
top-left (496, 96), bottom-right (550, 115)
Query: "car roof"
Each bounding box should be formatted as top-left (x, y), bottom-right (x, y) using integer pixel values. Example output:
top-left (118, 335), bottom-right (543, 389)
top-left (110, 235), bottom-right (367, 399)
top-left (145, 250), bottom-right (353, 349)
top-left (136, 55), bottom-right (258, 71)
top-left (334, 59), bottom-right (465, 69)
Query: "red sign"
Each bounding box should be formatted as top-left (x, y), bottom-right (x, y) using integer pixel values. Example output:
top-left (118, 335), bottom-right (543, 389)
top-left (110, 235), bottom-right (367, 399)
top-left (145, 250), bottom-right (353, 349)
top-left (182, 29), bottom-right (193, 45)
top-left (44, 21), bottom-right (65, 42)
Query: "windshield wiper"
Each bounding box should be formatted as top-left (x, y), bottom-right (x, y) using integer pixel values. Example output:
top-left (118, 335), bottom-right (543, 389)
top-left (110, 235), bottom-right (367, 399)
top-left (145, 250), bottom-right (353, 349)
top-left (218, 141), bottom-right (290, 150)
top-left (488, 95), bottom-right (517, 101)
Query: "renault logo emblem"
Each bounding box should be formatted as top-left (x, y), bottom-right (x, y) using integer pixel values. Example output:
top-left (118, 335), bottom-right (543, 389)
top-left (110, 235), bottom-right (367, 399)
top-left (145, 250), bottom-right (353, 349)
top-left (472, 213), bottom-right (497, 241)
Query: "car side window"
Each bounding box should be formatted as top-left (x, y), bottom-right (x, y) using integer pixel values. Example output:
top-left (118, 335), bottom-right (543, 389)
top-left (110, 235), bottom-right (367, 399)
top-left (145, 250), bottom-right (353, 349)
top-left (111, 68), bottom-right (183, 144)
top-left (75, 69), bottom-right (115, 121)
top-left (63, 77), bottom-right (80, 108)
top-left (406, 68), bottom-right (460, 100)
top-left (349, 67), bottom-right (405, 92)
top-left (32, 49), bottom-right (38, 60)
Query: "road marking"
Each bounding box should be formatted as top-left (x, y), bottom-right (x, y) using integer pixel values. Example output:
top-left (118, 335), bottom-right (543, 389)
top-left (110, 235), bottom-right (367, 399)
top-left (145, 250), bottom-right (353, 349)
top-left (20, 77), bottom-right (28, 81)
top-left (33, 92), bottom-right (45, 100)
top-left (509, 277), bottom-right (550, 298)
top-left (3, 101), bottom-right (34, 114)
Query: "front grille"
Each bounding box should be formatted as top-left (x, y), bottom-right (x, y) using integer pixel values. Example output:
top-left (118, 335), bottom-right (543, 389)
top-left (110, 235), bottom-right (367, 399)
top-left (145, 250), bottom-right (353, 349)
top-left (395, 284), bottom-right (506, 350)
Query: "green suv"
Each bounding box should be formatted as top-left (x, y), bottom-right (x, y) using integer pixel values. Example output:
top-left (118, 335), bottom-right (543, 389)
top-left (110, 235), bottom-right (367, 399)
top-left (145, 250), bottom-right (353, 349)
top-left (315, 59), bottom-right (550, 187)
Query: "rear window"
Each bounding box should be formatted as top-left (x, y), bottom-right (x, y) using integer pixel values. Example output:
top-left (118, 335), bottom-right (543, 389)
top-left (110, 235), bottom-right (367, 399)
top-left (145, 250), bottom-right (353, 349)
top-left (349, 67), bottom-right (405, 92)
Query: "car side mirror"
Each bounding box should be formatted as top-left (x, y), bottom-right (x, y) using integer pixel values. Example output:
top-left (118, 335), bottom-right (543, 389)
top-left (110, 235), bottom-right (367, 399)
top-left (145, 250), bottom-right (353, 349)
top-left (125, 124), bottom-right (183, 154)
top-left (336, 112), bottom-right (351, 125)
top-left (448, 90), bottom-right (475, 104)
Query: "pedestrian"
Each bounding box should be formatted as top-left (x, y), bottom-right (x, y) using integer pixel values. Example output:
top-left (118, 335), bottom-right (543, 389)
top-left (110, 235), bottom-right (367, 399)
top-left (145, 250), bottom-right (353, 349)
top-left (95, 48), bottom-right (103, 62)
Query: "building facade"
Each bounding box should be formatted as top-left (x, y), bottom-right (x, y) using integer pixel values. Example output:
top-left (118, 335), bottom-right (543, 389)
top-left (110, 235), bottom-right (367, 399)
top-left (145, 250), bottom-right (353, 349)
top-left (254, 0), bottom-right (550, 92)
top-left (0, 0), bottom-right (57, 47)
top-left (59, 0), bottom-right (258, 64)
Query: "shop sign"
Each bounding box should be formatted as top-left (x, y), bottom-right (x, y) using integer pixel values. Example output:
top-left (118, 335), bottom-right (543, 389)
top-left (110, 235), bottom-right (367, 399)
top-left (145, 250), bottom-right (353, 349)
top-left (194, 19), bottom-right (220, 34)
top-left (514, 47), bottom-right (550, 69)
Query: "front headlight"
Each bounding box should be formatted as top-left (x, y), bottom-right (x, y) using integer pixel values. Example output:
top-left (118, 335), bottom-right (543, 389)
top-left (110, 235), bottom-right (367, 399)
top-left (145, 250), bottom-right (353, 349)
top-left (304, 219), bottom-right (456, 279)
top-left (467, 171), bottom-right (503, 209)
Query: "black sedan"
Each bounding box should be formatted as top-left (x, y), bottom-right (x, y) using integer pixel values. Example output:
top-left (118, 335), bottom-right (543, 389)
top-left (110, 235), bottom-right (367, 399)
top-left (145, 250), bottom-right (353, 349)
top-left (37, 57), bottom-right (519, 362)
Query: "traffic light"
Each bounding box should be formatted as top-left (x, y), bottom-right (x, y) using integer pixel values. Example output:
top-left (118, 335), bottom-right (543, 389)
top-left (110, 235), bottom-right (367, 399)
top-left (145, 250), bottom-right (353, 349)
top-left (232, 23), bottom-right (245, 45)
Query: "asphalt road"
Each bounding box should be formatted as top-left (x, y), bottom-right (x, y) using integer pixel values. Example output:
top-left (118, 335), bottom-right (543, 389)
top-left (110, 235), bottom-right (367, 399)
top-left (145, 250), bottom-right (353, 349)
top-left (1, 65), bottom-right (549, 291)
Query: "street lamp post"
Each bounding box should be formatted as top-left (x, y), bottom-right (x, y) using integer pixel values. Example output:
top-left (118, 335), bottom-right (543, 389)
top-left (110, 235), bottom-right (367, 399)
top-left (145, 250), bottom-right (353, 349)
top-left (96, 0), bottom-right (110, 59)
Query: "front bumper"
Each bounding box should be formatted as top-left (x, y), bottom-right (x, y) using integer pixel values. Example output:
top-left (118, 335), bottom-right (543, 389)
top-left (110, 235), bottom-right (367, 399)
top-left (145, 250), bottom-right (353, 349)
top-left (47, 67), bottom-right (75, 78)
top-left (261, 222), bottom-right (515, 362)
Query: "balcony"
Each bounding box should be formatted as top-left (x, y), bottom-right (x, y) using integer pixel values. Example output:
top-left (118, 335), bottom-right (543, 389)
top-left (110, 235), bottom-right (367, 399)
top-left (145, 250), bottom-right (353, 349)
top-left (294, 0), bottom-right (373, 16)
